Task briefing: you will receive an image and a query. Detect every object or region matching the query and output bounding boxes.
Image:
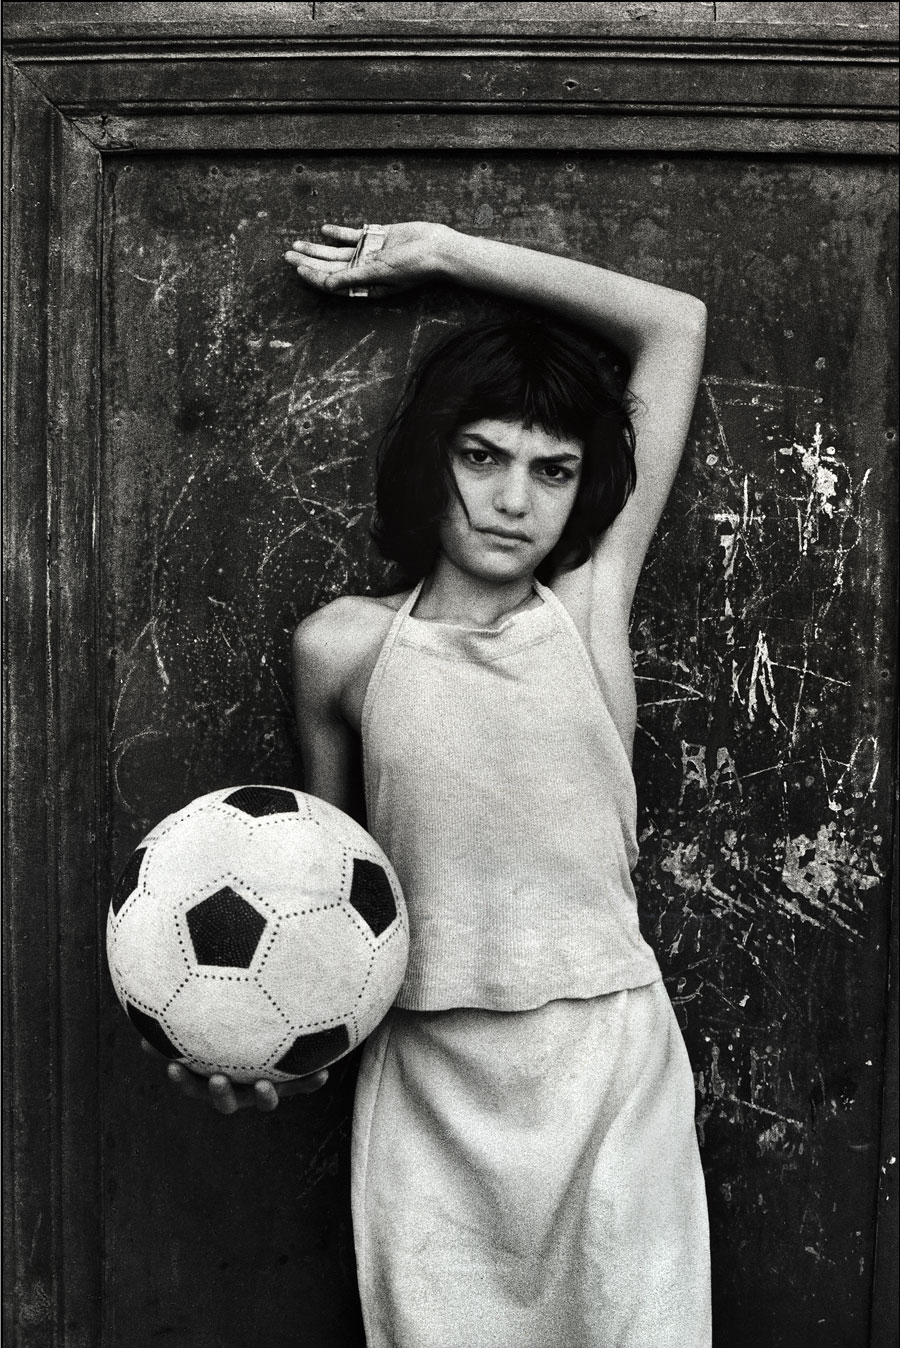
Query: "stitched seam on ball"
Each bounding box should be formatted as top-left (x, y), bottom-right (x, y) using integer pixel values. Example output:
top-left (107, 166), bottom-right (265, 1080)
top-left (355, 946), bottom-right (377, 1006)
top-left (343, 901), bottom-right (381, 948)
top-left (214, 876), bottom-right (279, 921)
top-left (261, 901), bottom-right (344, 920)
top-left (253, 922), bottom-right (282, 974)
top-left (162, 975), bottom-right (193, 1015)
top-left (270, 1007), bottom-right (351, 1042)
top-left (193, 971), bottom-right (255, 983)
top-left (185, 1054), bottom-right (291, 1075)
top-left (120, 991), bottom-right (163, 1018)
top-left (120, 992), bottom-right (189, 1057)
top-left (255, 983), bottom-right (293, 1025)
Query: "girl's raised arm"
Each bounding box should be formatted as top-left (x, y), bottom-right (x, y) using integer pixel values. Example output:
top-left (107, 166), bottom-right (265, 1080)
top-left (287, 222), bottom-right (707, 618)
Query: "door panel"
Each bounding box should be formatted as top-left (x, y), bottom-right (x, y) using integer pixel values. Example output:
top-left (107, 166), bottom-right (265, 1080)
top-left (100, 150), bottom-right (897, 1347)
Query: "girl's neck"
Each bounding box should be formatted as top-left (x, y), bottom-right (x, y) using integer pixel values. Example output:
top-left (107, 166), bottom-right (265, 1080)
top-left (415, 558), bottom-right (538, 627)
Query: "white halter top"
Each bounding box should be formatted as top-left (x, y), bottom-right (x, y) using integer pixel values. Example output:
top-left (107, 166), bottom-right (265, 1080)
top-left (361, 579), bottom-right (661, 1012)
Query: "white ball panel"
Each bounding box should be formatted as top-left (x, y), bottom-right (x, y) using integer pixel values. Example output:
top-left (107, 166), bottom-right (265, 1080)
top-left (143, 804), bottom-right (250, 907)
top-left (257, 906), bottom-right (374, 1026)
top-left (108, 889), bottom-right (191, 1010)
top-left (229, 815), bottom-right (347, 917)
top-left (164, 977), bottom-right (289, 1079)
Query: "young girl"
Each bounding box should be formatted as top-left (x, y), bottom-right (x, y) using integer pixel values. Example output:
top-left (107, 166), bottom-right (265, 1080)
top-left (168, 220), bottom-right (711, 1346)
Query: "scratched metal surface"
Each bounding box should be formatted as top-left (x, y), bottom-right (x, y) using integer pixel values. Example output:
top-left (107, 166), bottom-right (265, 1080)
top-left (102, 153), bottom-right (897, 1346)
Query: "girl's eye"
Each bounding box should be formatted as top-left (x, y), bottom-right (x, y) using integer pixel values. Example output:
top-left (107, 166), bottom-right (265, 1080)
top-left (539, 464), bottom-right (575, 483)
top-left (462, 449), bottom-right (495, 466)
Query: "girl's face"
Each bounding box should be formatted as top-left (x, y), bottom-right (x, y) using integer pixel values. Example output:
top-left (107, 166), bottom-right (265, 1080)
top-left (439, 418), bottom-right (584, 584)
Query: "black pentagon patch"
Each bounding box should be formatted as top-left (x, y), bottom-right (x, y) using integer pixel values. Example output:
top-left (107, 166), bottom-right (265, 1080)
top-left (186, 887), bottom-right (267, 968)
top-left (273, 1024), bottom-right (350, 1076)
top-left (349, 858), bottom-right (396, 937)
top-left (126, 1002), bottom-right (180, 1060)
top-left (112, 847), bottom-right (146, 916)
top-left (224, 786), bottom-right (299, 818)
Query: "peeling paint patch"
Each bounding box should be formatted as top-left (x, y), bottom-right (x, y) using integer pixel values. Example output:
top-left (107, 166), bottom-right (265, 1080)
top-left (781, 821), bottom-right (881, 937)
top-left (660, 837), bottom-right (753, 920)
top-left (758, 1120), bottom-right (787, 1153)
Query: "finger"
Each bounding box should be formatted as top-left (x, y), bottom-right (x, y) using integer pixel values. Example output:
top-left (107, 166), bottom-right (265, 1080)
top-left (167, 1062), bottom-right (206, 1099)
top-left (289, 241), bottom-right (355, 261)
top-left (278, 1069), bottom-right (330, 1096)
top-left (290, 267), bottom-right (342, 294)
top-left (208, 1074), bottom-right (239, 1115)
top-left (320, 223), bottom-right (364, 242)
top-left (326, 259), bottom-right (391, 291)
top-left (254, 1080), bottom-right (280, 1112)
top-left (141, 1037), bottom-right (165, 1061)
top-left (285, 252), bottom-right (343, 273)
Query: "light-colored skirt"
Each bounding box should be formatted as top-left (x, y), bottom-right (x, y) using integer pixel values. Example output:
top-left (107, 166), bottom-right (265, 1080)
top-left (351, 980), bottom-right (711, 1348)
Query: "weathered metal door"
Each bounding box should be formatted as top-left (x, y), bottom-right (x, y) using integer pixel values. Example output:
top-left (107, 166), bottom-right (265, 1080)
top-left (4, 4), bottom-right (897, 1346)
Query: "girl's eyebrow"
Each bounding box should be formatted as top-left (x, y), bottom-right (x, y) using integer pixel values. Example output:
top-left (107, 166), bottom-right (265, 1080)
top-left (535, 451), bottom-right (583, 465)
top-left (457, 431), bottom-right (582, 463)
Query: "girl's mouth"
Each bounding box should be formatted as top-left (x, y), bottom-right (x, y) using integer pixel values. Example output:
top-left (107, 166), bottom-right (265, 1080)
top-left (478, 528), bottom-right (531, 544)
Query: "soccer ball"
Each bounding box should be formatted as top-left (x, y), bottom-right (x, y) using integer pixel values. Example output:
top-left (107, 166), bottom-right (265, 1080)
top-left (106, 786), bottom-right (409, 1082)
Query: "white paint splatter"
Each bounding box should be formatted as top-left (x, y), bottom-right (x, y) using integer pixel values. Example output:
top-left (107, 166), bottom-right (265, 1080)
top-left (784, 423), bottom-right (840, 553)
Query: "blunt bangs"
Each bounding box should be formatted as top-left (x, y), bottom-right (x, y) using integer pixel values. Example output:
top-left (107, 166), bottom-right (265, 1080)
top-left (371, 318), bottom-right (637, 583)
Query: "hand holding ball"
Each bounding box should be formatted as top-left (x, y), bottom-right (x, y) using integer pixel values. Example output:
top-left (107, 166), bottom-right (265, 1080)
top-left (107, 787), bottom-right (409, 1084)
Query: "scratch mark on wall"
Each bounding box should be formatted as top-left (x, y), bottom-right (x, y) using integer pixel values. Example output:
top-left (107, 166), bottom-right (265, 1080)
top-left (831, 734), bottom-right (881, 806)
top-left (128, 245), bottom-right (186, 307)
top-left (150, 625), bottom-right (171, 690)
top-left (112, 729), bottom-right (170, 817)
top-left (747, 630), bottom-right (783, 732)
top-left (729, 1098), bottom-right (803, 1127)
top-left (705, 375), bottom-right (817, 394)
top-left (703, 381), bottom-right (735, 470)
top-left (772, 660), bottom-right (849, 689)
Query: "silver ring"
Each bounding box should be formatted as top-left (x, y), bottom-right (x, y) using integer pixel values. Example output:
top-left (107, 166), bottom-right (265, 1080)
top-left (349, 224), bottom-right (387, 296)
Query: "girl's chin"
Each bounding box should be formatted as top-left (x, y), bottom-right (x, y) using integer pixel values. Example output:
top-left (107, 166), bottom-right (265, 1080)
top-left (460, 555), bottom-right (539, 584)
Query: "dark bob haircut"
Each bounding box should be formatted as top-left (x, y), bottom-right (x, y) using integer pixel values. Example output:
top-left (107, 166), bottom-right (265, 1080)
top-left (371, 318), bottom-right (637, 584)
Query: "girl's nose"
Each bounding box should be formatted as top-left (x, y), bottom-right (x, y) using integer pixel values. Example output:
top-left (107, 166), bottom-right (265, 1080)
top-left (493, 470), bottom-right (530, 517)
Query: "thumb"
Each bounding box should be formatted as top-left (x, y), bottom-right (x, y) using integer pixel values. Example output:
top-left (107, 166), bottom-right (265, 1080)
top-left (279, 1069), bottom-right (330, 1095)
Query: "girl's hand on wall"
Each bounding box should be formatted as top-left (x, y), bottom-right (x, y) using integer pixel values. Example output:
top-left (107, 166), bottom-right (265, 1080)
top-left (140, 1039), bottom-right (328, 1114)
top-left (285, 221), bottom-right (452, 297)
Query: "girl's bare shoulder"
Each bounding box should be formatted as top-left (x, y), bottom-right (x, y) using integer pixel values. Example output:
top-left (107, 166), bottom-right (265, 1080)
top-left (291, 591), bottom-right (410, 700)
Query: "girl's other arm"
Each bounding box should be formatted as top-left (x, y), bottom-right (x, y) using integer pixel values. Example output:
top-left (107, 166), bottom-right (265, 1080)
top-left (432, 230), bottom-right (707, 619)
top-left (288, 223), bottom-right (706, 620)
